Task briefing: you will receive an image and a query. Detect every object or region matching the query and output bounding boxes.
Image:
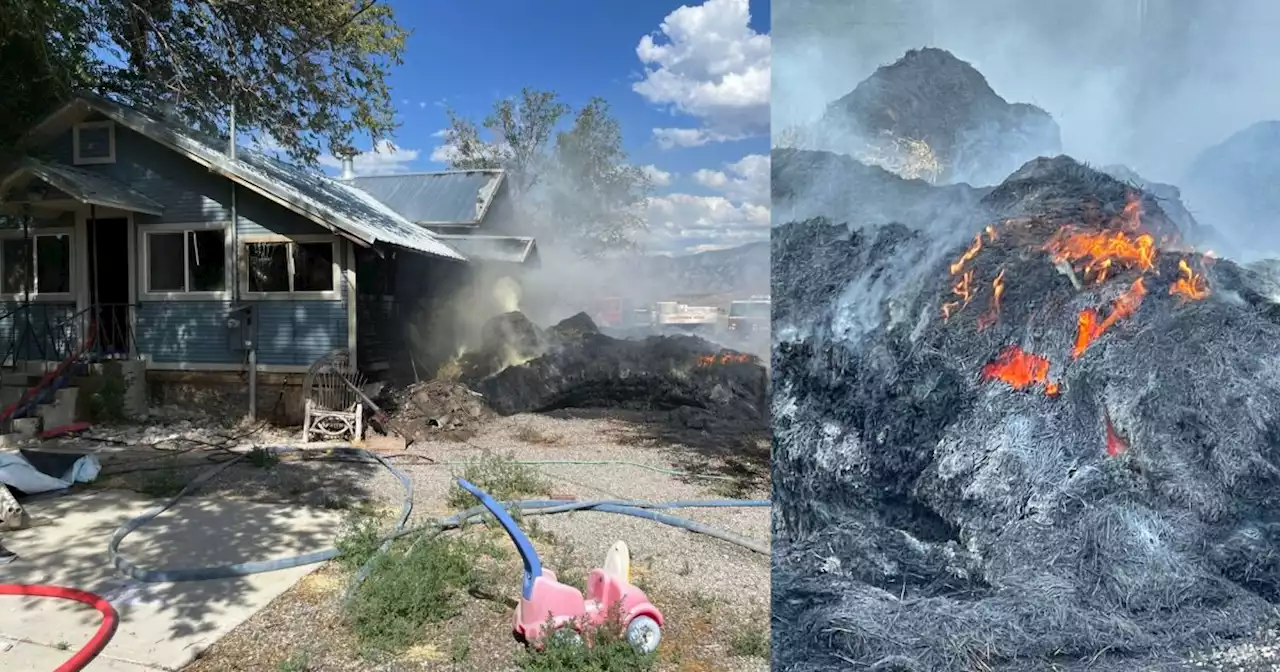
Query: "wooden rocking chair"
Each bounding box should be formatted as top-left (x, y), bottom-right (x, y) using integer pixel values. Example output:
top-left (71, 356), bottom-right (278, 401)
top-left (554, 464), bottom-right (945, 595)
top-left (301, 349), bottom-right (367, 443)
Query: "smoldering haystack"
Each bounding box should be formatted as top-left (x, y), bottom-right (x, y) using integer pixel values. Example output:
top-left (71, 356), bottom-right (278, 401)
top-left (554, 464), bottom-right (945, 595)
top-left (819, 47), bottom-right (1061, 186)
top-left (772, 157), bottom-right (1280, 671)
top-left (458, 311), bottom-right (768, 421)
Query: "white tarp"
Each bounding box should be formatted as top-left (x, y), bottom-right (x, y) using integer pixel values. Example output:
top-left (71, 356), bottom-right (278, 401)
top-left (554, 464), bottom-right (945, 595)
top-left (0, 452), bottom-right (100, 494)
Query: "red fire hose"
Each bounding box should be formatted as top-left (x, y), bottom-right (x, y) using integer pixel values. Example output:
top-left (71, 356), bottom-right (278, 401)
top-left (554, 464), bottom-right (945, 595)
top-left (0, 584), bottom-right (118, 671)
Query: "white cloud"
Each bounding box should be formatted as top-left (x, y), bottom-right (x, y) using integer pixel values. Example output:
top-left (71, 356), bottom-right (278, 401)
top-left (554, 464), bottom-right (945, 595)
top-left (692, 153), bottom-right (768, 205)
top-left (642, 164), bottom-right (673, 187)
top-left (318, 139), bottom-right (420, 176)
top-left (644, 152), bottom-right (770, 254)
top-left (634, 0), bottom-right (770, 148)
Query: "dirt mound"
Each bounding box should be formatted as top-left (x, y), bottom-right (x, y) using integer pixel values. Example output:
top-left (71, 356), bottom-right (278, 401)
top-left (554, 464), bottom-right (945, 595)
top-left (773, 157), bottom-right (1280, 671)
top-left (821, 47), bottom-right (1061, 186)
top-left (386, 380), bottom-right (492, 441)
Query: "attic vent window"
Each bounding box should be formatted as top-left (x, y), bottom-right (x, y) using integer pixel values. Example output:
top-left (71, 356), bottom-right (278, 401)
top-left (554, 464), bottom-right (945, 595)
top-left (73, 121), bottom-right (116, 165)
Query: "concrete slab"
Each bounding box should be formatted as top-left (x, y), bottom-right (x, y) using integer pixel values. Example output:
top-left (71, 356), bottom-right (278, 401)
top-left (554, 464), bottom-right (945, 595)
top-left (0, 489), bottom-right (344, 670)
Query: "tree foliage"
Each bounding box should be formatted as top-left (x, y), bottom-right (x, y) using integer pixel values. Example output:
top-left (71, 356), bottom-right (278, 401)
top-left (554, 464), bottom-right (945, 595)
top-left (0, 0), bottom-right (408, 164)
top-left (442, 89), bottom-right (652, 256)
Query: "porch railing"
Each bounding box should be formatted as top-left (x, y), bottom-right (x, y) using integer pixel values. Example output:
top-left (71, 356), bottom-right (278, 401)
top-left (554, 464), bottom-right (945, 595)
top-left (0, 303), bottom-right (138, 367)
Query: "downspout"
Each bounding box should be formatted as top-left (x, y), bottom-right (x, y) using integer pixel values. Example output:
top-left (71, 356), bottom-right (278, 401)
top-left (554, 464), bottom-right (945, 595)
top-left (229, 102), bottom-right (256, 421)
top-left (89, 203), bottom-right (99, 354)
top-left (20, 207), bottom-right (31, 362)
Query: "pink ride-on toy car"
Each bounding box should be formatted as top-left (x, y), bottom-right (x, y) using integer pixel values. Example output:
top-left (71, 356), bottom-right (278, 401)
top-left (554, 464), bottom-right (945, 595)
top-left (455, 478), bottom-right (664, 654)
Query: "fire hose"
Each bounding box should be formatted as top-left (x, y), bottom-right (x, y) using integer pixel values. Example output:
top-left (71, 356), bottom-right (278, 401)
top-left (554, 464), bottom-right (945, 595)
top-left (0, 584), bottom-right (118, 672)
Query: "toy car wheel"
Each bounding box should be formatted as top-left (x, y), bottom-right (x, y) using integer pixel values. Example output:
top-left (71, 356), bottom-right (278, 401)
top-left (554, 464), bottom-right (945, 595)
top-left (626, 615), bottom-right (661, 654)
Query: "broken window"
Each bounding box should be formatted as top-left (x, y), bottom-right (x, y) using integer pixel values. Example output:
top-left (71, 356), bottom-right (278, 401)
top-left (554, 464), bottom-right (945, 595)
top-left (245, 239), bottom-right (336, 294)
top-left (293, 242), bottom-right (334, 292)
top-left (0, 234), bottom-right (71, 296)
top-left (146, 228), bottom-right (226, 294)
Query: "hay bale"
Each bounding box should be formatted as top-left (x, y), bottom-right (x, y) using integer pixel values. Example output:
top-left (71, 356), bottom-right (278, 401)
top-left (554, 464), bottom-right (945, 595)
top-left (773, 157), bottom-right (1280, 671)
top-left (821, 47), bottom-right (1061, 186)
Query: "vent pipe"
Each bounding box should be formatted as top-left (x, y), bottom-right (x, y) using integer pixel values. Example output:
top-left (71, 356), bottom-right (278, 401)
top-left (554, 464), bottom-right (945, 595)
top-left (340, 155), bottom-right (356, 180)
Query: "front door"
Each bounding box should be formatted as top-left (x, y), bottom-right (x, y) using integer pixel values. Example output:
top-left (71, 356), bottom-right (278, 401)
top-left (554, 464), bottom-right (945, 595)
top-left (86, 217), bottom-right (130, 355)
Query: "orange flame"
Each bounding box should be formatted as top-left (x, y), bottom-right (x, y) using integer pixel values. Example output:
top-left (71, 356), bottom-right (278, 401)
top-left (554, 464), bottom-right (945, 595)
top-left (1043, 227), bottom-right (1156, 285)
top-left (950, 233), bottom-right (983, 275)
top-left (981, 345), bottom-right (1059, 395)
top-left (697, 352), bottom-right (754, 367)
top-left (1072, 277), bottom-right (1147, 359)
top-left (942, 269), bottom-right (975, 320)
top-left (1169, 258), bottom-right (1209, 302)
top-left (977, 268), bottom-right (1006, 331)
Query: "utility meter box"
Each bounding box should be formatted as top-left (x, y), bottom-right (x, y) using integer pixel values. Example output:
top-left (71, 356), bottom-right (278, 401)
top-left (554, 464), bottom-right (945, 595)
top-left (226, 304), bottom-right (257, 351)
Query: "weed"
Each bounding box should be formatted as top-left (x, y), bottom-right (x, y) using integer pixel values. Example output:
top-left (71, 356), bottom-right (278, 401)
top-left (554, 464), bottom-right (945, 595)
top-left (451, 637), bottom-right (471, 663)
top-left (276, 649), bottom-right (313, 671)
top-left (334, 514), bottom-right (387, 571)
top-left (55, 641), bottom-right (69, 651)
top-left (87, 370), bottom-right (127, 423)
top-left (690, 592), bottom-right (719, 613)
top-left (729, 622), bottom-right (770, 658)
top-left (345, 535), bottom-right (487, 655)
top-left (518, 611), bottom-right (655, 672)
top-left (446, 452), bottom-right (549, 509)
top-left (136, 465), bottom-right (185, 498)
top-left (246, 446), bottom-right (280, 468)
top-left (513, 424), bottom-right (562, 445)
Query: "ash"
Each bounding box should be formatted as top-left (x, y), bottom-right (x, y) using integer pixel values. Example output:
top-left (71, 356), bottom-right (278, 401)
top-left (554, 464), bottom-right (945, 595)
top-left (773, 156), bottom-right (1280, 671)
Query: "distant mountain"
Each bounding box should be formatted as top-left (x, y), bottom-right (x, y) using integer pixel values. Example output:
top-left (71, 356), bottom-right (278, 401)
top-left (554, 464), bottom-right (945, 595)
top-left (636, 242), bottom-right (770, 299)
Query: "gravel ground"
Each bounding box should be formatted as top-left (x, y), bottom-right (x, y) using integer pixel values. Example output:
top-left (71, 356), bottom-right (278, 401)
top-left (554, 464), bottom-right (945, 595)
top-left (83, 410), bottom-right (770, 671)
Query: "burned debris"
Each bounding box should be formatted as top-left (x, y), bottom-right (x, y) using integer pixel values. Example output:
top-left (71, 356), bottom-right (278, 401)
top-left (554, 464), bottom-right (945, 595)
top-left (773, 147), bottom-right (1280, 670)
top-left (457, 312), bottom-right (767, 420)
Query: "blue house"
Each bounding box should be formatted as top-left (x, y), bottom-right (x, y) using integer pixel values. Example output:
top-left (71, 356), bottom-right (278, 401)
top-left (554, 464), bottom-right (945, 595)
top-left (0, 93), bottom-right (537, 419)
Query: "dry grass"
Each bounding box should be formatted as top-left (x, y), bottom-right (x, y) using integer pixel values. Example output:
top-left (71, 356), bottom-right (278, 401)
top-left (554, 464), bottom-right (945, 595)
top-left (512, 424), bottom-right (563, 445)
top-left (181, 412), bottom-right (770, 672)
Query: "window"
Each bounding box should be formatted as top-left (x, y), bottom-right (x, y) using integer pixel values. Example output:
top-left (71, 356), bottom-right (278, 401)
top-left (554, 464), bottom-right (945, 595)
top-left (244, 238), bottom-right (337, 295)
top-left (73, 121), bottom-right (116, 165)
top-left (145, 228), bottom-right (227, 294)
top-left (0, 233), bottom-right (71, 297)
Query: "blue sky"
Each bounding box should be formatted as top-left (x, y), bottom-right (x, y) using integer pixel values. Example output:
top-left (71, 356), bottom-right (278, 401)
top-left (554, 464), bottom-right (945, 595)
top-left (324, 0), bottom-right (771, 254)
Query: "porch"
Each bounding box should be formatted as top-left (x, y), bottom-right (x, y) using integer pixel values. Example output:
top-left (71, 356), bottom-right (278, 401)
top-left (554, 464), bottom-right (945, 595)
top-left (0, 158), bottom-right (162, 364)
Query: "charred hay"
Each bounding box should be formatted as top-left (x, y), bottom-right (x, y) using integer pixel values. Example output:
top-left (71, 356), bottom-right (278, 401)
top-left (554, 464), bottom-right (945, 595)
top-left (465, 312), bottom-right (768, 420)
top-left (773, 157), bottom-right (1280, 671)
top-left (820, 48), bottom-right (1061, 186)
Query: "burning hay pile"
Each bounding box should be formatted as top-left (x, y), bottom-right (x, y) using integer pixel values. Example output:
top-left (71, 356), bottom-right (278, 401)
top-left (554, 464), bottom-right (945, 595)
top-left (820, 48), bottom-right (1061, 186)
top-left (459, 311), bottom-right (768, 421)
top-left (773, 156), bottom-right (1280, 671)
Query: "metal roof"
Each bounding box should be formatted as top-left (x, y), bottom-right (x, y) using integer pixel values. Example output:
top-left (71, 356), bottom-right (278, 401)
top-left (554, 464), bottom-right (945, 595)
top-left (433, 234), bottom-right (537, 264)
top-left (0, 158), bottom-right (165, 214)
top-left (56, 93), bottom-right (465, 262)
top-left (346, 170), bottom-right (504, 225)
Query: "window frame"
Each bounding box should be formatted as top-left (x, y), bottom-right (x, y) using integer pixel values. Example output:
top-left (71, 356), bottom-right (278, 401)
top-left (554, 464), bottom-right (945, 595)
top-left (138, 221), bottom-right (233, 302)
top-left (239, 234), bottom-right (341, 301)
top-left (0, 228), bottom-right (75, 302)
top-left (72, 121), bottom-right (117, 166)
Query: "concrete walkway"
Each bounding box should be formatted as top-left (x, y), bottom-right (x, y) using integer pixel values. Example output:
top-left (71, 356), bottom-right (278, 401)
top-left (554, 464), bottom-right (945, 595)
top-left (0, 489), bottom-right (343, 670)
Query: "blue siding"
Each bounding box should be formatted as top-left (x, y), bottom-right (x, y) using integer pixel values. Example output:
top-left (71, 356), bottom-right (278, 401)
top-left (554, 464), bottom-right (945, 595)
top-left (137, 300), bottom-right (347, 366)
top-left (136, 301), bottom-right (236, 364)
top-left (45, 118), bottom-right (352, 368)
